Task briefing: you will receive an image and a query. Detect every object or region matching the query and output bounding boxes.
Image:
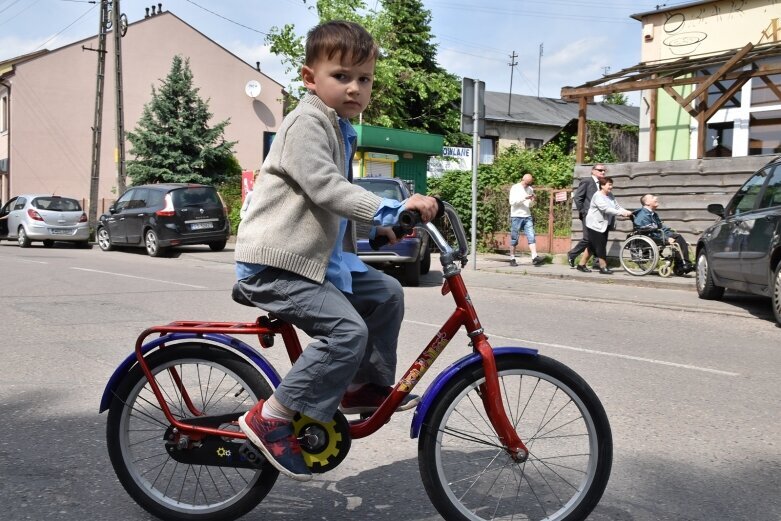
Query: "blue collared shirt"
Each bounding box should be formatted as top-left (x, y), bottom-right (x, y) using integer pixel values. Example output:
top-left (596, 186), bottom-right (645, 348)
top-left (236, 117), bottom-right (404, 293)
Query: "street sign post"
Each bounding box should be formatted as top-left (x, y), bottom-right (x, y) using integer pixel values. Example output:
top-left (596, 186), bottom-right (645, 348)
top-left (461, 78), bottom-right (485, 269)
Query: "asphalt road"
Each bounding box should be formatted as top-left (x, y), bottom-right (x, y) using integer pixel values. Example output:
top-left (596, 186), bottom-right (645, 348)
top-left (0, 242), bottom-right (779, 521)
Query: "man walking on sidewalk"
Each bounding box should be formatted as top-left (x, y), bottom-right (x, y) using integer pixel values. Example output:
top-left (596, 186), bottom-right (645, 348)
top-left (567, 164), bottom-right (607, 268)
top-left (509, 173), bottom-right (544, 267)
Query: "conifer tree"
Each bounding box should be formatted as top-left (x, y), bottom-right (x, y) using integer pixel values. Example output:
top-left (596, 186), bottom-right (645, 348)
top-left (126, 55), bottom-right (239, 185)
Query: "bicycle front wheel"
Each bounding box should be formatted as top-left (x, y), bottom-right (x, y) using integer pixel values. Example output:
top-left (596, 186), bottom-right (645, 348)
top-left (418, 354), bottom-right (612, 521)
top-left (106, 343), bottom-right (278, 521)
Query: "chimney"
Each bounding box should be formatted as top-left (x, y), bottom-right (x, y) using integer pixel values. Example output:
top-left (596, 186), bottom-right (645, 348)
top-left (256, 62), bottom-right (261, 72)
top-left (151, 5), bottom-right (156, 15)
top-left (158, 3), bottom-right (163, 13)
top-left (145, 7), bottom-right (149, 17)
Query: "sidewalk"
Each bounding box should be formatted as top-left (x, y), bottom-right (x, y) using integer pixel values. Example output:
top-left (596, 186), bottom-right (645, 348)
top-left (182, 242), bottom-right (695, 292)
top-left (472, 253), bottom-right (695, 291)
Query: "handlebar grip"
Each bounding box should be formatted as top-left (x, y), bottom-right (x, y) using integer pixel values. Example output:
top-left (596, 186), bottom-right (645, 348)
top-left (369, 226), bottom-right (405, 250)
top-left (369, 198), bottom-right (445, 251)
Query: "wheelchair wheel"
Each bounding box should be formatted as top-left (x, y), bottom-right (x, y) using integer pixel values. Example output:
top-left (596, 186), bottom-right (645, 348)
top-left (619, 235), bottom-right (658, 276)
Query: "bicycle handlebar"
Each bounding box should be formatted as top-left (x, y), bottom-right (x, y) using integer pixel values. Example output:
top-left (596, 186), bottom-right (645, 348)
top-left (369, 198), bottom-right (469, 267)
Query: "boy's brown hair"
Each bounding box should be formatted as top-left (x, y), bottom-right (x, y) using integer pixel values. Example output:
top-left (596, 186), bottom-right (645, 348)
top-left (305, 20), bottom-right (379, 66)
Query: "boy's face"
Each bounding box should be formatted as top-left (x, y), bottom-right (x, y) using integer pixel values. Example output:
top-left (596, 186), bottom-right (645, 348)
top-left (302, 54), bottom-right (375, 119)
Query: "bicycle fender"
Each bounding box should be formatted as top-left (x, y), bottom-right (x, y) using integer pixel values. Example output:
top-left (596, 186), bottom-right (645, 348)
top-left (99, 333), bottom-right (282, 413)
top-left (409, 347), bottom-right (538, 439)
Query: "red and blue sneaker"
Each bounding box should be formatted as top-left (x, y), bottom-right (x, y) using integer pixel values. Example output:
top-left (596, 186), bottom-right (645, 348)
top-left (339, 383), bottom-right (420, 415)
top-left (238, 400), bottom-right (312, 481)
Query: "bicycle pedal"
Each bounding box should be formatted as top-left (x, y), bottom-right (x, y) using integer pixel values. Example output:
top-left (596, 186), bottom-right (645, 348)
top-left (238, 441), bottom-right (265, 468)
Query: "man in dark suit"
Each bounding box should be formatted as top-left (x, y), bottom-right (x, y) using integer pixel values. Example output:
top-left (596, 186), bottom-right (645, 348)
top-left (567, 164), bottom-right (607, 267)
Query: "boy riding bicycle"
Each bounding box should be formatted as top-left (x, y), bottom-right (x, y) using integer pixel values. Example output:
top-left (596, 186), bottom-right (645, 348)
top-left (234, 21), bottom-right (439, 482)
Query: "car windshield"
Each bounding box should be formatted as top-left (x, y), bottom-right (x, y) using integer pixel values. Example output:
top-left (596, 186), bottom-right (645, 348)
top-left (356, 180), bottom-right (405, 201)
top-left (171, 187), bottom-right (220, 207)
top-left (33, 197), bottom-right (82, 212)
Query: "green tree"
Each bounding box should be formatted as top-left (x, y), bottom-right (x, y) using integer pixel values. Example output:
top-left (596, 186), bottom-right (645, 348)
top-left (265, 0), bottom-right (468, 145)
top-left (603, 92), bottom-right (628, 105)
top-left (126, 55), bottom-right (240, 185)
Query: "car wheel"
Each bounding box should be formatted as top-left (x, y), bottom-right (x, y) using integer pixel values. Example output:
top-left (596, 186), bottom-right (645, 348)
top-left (772, 263), bottom-right (781, 327)
top-left (43, 239), bottom-right (55, 248)
top-left (420, 242), bottom-right (431, 275)
top-left (696, 250), bottom-right (724, 300)
top-left (97, 227), bottom-right (114, 251)
top-left (144, 229), bottom-right (166, 257)
top-left (403, 258), bottom-right (421, 287)
top-left (17, 227), bottom-right (31, 248)
top-left (208, 240), bottom-right (227, 252)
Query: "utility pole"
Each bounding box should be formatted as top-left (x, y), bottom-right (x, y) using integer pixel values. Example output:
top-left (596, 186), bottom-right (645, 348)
top-left (537, 43), bottom-right (543, 98)
top-left (112, 0), bottom-right (128, 193)
top-left (86, 0), bottom-right (109, 234)
top-left (507, 51), bottom-right (517, 115)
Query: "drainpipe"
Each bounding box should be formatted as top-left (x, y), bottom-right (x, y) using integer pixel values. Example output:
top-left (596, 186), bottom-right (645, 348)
top-left (0, 76), bottom-right (10, 205)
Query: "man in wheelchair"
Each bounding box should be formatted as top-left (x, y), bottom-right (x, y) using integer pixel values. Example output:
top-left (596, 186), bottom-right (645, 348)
top-left (634, 194), bottom-right (694, 275)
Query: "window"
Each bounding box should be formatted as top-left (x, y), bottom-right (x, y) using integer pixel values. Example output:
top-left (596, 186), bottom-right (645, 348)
top-left (127, 188), bottom-right (149, 209)
top-left (726, 169), bottom-right (768, 216)
top-left (525, 138), bottom-right (543, 150)
top-left (705, 122), bottom-right (733, 157)
top-left (759, 165), bottom-right (781, 209)
top-left (697, 69), bottom-right (741, 109)
top-left (750, 58), bottom-right (781, 108)
top-left (748, 110), bottom-right (781, 156)
top-left (114, 190), bottom-right (134, 212)
top-left (1, 95), bottom-right (7, 132)
top-left (480, 137), bottom-right (495, 164)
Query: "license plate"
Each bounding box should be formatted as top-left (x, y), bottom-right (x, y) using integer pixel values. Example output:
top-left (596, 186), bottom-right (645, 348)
top-left (190, 222), bottom-right (214, 230)
top-left (50, 228), bottom-right (71, 235)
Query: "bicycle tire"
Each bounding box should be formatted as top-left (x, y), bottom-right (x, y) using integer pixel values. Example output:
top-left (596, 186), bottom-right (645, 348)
top-left (418, 354), bottom-right (612, 521)
top-left (620, 235), bottom-right (658, 276)
top-left (106, 343), bottom-right (278, 521)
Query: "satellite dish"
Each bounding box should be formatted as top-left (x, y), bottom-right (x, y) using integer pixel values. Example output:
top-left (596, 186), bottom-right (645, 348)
top-left (245, 80), bottom-right (261, 99)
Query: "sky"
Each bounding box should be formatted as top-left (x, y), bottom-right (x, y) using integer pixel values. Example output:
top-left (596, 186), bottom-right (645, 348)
top-left (0, 0), bottom-right (695, 105)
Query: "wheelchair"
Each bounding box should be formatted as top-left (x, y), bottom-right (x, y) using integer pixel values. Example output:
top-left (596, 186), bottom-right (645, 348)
top-left (618, 215), bottom-right (686, 278)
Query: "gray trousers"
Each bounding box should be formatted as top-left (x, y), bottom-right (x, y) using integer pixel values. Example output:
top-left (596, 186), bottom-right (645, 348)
top-left (237, 265), bottom-right (404, 423)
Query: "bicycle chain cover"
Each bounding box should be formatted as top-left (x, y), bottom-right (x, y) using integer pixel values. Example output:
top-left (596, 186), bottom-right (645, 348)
top-left (293, 411), bottom-right (351, 473)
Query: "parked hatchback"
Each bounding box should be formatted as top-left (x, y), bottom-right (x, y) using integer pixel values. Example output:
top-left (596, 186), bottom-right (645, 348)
top-left (353, 177), bottom-right (431, 286)
top-left (696, 156), bottom-right (781, 325)
top-left (97, 183), bottom-right (230, 257)
top-left (0, 194), bottom-right (89, 247)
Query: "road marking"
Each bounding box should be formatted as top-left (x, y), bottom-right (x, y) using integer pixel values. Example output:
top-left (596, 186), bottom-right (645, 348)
top-left (405, 319), bottom-right (740, 377)
top-left (71, 267), bottom-right (208, 289)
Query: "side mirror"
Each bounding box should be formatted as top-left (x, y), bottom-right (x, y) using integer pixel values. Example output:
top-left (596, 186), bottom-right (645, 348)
top-left (707, 203), bottom-right (724, 217)
top-left (108, 204), bottom-right (117, 214)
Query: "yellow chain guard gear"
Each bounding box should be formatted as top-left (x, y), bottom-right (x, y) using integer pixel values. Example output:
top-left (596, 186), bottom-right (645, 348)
top-left (292, 412), bottom-right (350, 473)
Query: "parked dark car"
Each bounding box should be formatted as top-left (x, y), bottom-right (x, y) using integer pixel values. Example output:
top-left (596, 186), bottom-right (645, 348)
top-left (0, 194), bottom-right (89, 247)
top-left (97, 183), bottom-right (230, 257)
top-left (696, 156), bottom-right (781, 325)
top-left (353, 177), bottom-right (431, 286)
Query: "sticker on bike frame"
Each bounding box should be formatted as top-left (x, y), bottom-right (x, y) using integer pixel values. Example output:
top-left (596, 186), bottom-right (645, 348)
top-left (399, 331), bottom-right (450, 392)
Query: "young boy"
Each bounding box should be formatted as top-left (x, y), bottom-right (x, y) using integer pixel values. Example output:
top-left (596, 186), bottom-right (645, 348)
top-left (234, 20), bottom-right (439, 482)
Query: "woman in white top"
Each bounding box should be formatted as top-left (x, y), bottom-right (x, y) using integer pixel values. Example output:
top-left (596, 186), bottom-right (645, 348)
top-left (578, 177), bottom-right (631, 274)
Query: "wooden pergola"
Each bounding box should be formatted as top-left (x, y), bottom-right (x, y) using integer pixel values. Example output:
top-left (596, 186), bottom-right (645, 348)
top-left (561, 41), bottom-right (781, 163)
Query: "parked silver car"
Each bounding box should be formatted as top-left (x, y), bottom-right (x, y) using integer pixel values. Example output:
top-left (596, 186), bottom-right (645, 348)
top-left (0, 194), bottom-right (90, 248)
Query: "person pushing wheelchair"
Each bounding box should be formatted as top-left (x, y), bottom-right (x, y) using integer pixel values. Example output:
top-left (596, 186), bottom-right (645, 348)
top-left (634, 194), bottom-right (694, 275)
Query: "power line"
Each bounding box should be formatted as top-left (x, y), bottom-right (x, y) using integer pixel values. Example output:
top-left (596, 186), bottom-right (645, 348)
top-left (0, 0), bottom-right (43, 28)
top-left (0, 0), bottom-right (23, 16)
top-left (182, 0), bottom-right (268, 35)
top-left (33, 3), bottom-right (96, 51)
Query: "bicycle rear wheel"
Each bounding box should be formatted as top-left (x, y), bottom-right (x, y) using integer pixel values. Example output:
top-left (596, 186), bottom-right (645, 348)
top-left (106, 343), bottom-right (278, 521)
top-left (620, 235), bottom-right (658, 276)
top-left (418, 354), bottom-right (612, 521)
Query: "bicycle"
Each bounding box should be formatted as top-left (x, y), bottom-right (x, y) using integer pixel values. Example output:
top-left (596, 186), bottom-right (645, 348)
top-left (101, 202), bottom-right (613, 521)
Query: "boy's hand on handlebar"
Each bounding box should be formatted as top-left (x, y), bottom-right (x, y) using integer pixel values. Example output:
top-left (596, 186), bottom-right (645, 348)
top-left (404, 194), bottom-right (440, 223)
top-left (375, 226), bottom-right (400, 245)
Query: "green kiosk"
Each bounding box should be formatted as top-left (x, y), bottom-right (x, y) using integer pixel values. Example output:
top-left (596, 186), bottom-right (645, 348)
top-left (352, 125), bottom-right (444, 194)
